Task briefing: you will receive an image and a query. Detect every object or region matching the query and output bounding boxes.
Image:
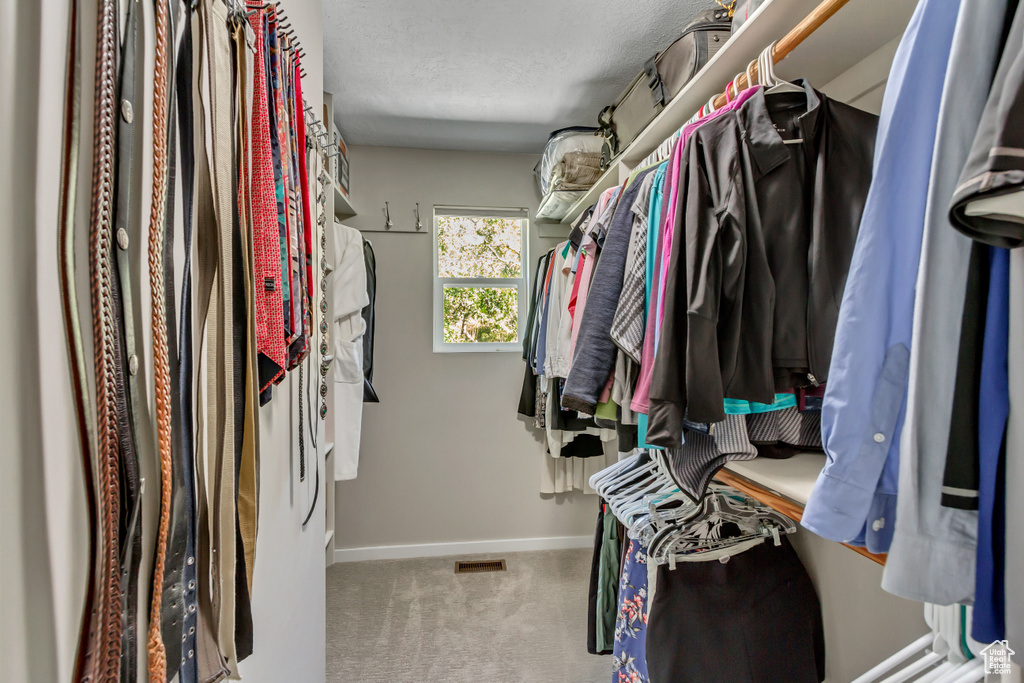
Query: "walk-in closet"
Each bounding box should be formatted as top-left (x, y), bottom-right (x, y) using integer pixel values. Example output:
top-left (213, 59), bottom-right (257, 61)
top-left (4, 0), bottom-right (1024, 681)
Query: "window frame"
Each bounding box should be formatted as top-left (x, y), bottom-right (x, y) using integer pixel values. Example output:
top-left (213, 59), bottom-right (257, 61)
top-left (432, 206), bottom-right (529, 354)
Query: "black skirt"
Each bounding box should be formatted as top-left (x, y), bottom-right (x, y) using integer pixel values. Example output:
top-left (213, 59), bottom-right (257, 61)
top-left (646, 537), bottom-right (825, 683)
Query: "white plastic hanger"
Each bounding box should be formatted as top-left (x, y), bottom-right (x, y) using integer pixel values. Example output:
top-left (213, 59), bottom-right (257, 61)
top-left (761, 41), bottom-right (803, 95)
top-left (755, 42), bottom-right (806, 145)
top-left (940, 660), bottom-right (984, 683)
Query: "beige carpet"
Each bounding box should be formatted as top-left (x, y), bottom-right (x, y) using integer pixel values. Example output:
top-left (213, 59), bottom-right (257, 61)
top-left (326, 548), bottom-right (611, 682)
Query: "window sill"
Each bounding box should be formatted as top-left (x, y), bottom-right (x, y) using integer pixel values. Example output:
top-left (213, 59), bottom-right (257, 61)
top-left (433, 342), bottom-right (523, 354)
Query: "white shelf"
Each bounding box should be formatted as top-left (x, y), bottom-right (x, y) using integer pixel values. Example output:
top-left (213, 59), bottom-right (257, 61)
top-left (334, 182), bottom-right (356, 219)
top-left (561, 0), bottom-right (915, 224)
top-left (324, 441), bottom-right (335, 459)
top-left (724, 452), bottom-right (826, 506)
top-left (324, 529), bottom-right (335, 549)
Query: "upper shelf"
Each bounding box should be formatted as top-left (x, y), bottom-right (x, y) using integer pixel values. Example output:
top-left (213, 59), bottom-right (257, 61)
top-left (723, 452), bottom-right (824, 505)
top-left (334, 181), bottom-right (356, 219)
top-left (560, 0), bottom-right (915, 224)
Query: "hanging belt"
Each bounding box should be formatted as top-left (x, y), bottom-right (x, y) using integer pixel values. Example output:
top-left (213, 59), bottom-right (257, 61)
top-left (57, 0), bottom-right (103, 680)
top-left (152, 1), bottom-right (194, 679)
top-left (173, 2), bottom-right (202, 681)
top-left (87, 0), bottom-right (125, 676)
top-left (145, 0), bottom-right (175, 677)
top-left (111, 0), bottom-right (145, 677)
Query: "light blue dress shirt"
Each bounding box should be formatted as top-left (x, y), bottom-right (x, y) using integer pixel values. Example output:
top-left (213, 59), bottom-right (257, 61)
top-left (801, 0), bottom-right (962, 554)
top-left (881, 0), bottom-right (1009, 607)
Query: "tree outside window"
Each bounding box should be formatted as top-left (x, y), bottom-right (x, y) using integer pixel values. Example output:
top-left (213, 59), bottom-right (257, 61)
top-left (433, 209), bottom-right (528, 352)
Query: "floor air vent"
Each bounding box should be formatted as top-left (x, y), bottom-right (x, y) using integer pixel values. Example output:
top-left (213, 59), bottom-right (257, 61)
top-left (455, 560), bottom-right (507, 574)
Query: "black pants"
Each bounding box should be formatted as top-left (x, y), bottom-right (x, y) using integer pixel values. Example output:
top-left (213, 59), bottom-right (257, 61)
top-left (647, 537), bottom-right (825, 683)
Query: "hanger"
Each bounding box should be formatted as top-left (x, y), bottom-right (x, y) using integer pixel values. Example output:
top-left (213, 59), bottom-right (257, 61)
top-left (647, 486), bottom-right (796, 567)
top-left (591, 451), bottom-right (682, 530)
top-left (755, 42), bottom-right (806, 145)
top-left (760, 41), bottom-right (804, 96)
top-left (589, 451), bottom-right (644, 491)
top-left (590, 449), bottom-right (794, 567)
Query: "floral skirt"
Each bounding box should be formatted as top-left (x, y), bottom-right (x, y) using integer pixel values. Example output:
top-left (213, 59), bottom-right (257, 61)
top-left (612, 538), bottom-right (650, 683)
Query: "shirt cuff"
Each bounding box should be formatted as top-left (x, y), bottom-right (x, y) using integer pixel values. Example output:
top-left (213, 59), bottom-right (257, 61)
top-left (560, 392), bottom-right (597, 416)
top-left (801, 469), bottom-right (878, 543)
top-left (881, 519), bottom-right (977, 605)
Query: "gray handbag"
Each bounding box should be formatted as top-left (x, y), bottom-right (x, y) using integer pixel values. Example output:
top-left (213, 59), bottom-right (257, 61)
top-left (598, 8), bottom-right (732, 167)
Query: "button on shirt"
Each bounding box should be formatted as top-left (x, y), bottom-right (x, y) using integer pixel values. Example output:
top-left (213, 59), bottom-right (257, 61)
top-left (802, 0), bottom-right (962, 553)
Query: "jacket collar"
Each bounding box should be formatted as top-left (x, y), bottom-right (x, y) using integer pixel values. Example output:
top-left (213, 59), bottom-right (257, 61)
top-left (737, 79), bottom-right (823, 178)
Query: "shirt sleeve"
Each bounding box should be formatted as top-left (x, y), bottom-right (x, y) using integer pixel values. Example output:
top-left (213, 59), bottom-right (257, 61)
top-left (562, 178), bottom-right (648, 414)
top-left (645, 145), bottom-right (693, 447)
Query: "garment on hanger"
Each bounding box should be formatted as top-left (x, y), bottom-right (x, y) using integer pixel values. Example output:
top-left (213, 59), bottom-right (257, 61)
top-left (361, 239), bottom-right (380, 402)
top-left (948, 0), bottom-right (1024, 247)
top-left (649, 82), bottom-right (877, 435)
top-left (595, 503), bottom-right (622, 655)
top-left (587, 502), bottom-right (612, 656)
top-left (645, 539), bottom-right (824, 683)
top-left (521, 236), bottom-right (618, 494)
top-left (803, 0), bottom-right (962, 555)
top-left (934, 0), bottom-right (1024, 642)
top-left (611, 538), bottom-right (650, 683)
top-left (332, 223), bottom-right (369, 481)
top-left (562, 169), bottom-right (656, 415)
top-left (634, 84), bottom-right (762, 448)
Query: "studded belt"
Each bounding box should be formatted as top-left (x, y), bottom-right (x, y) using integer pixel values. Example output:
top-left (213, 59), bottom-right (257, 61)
top-left (111, 0), bottom-right (145, 677)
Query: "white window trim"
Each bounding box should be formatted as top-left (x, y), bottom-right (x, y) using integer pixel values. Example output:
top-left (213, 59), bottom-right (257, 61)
top-left (432, 207), bottom-right (529, 353)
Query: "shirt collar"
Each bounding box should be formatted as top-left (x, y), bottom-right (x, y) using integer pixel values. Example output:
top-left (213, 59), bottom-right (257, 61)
top-left (737, 80), bottom-right (823, 178)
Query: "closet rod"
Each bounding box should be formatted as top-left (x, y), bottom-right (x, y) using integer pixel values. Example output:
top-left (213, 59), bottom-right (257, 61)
top-left (709, 0), bottom-right (852, 110)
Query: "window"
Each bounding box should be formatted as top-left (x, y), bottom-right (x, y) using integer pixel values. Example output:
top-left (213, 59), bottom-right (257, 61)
top-left (433, 206), bottom-right (529, 352)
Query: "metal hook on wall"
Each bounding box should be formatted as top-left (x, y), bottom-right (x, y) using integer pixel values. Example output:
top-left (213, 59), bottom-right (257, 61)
top-left (413, 203), bottom-right (422, 231)
top-left (383, 202), bottom-right (393, 231)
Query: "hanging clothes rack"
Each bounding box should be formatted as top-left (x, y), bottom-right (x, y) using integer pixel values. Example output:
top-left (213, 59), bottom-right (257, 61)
top-left (710, 0), bottom-right (851, 110)
top-left (635, 0), bottom-right (852, 169)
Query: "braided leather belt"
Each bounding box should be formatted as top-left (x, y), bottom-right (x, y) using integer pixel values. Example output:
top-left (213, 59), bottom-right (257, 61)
top-left (87, 0), bottom-right (125, 677)
top-left (145, 0), bottom-right (174, 677)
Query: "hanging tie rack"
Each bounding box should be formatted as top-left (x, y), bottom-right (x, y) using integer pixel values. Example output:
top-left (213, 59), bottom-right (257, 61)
top-left (245, 1), bottom-right (307, 76)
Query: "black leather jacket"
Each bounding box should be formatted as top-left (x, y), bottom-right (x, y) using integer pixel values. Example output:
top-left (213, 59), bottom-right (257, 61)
top-left (647, 83), bottom-right (877, 445)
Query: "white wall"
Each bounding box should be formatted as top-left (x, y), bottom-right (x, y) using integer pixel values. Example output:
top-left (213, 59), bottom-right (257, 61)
top-left (2, 0), bottom-right (327, 681)
top-left (1, 1), bottom-right (60, 680)
top-left (333, 145), bottom-right (599, 552)
top-left (790, 531), bottom-right (927, 682)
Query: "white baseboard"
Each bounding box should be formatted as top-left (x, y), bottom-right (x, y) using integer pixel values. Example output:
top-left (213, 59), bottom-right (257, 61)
top-left (332, 535), bottom-right (592, 564)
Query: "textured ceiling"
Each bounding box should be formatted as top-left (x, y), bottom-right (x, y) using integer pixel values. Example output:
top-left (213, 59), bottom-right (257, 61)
top-left (323, 0), bottom-right (712, 153)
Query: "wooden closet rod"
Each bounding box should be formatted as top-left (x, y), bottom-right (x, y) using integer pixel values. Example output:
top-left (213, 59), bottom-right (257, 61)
top-left (709, 0), bottom-right (852, 110)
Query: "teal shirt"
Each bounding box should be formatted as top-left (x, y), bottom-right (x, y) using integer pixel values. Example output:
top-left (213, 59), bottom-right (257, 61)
top-left (637, 163), bottom-right (668, 449)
